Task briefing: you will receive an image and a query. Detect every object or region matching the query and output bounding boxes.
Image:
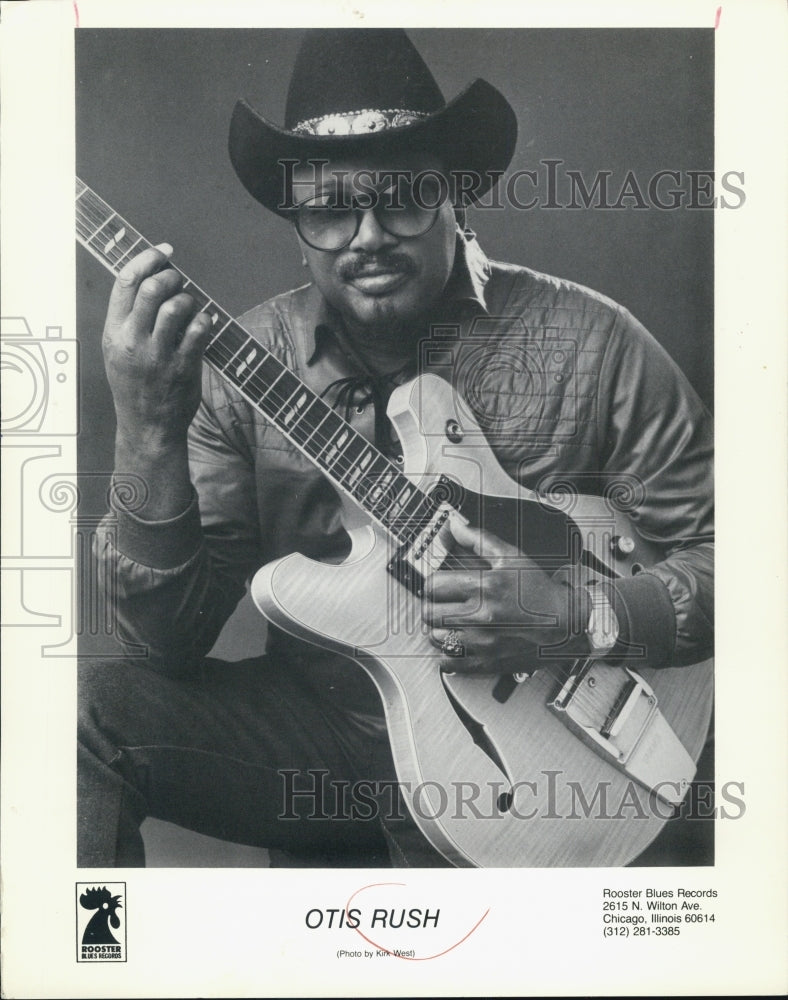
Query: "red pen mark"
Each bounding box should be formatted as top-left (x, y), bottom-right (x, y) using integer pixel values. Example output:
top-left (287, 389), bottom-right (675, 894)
top-left (345, 881), bottom-right (490, 961)
top-left (73, 1), bottom-right (80, 27)
top-left (714, 6), bottom-right (721, 29)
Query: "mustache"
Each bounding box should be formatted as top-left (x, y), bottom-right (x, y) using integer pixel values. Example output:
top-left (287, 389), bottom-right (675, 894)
top-left (339, 252), bottom-right (418, 281)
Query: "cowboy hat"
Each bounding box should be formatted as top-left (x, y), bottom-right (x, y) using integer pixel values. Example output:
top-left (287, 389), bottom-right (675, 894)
top-left (228, 29), bottom-right (518, 216)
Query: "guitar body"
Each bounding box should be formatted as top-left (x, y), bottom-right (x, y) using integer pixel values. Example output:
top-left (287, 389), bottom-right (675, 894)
top-left (253, 374), bottom-right (714, 867)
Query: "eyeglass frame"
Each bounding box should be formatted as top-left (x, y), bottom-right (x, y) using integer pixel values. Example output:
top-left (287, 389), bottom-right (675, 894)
top-left (288, 171), bottom-right (453, 252)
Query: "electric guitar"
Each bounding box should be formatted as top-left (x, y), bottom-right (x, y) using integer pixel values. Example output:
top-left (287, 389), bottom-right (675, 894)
top-left (76, 178), bottom-right (713, 867)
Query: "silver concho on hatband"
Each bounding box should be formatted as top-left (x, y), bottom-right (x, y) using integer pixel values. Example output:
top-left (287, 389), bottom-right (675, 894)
top-left (291, 108), bottom-right (429, 136)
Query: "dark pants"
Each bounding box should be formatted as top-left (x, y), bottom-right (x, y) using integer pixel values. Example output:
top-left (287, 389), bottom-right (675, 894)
top-left (78, 656), bottom-right (713, 868)
top-left (78, 654), bottom-right (448, 867)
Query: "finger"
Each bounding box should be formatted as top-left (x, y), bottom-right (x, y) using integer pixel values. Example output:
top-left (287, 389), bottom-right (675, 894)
top-left (447, 515), bottom-right (514, 565)
top-left (423, 599), bottom-right (473, 628)
top-left (130, 267), bottom-right (185, 338)
top-left (427, 569), bottom-right (482, 603)
top-left (177, 310), bottom-right (214, 361)
top-left (441, 655), bottom-right (487, 675)
top-left (429, 626), bottom-right (476, 650)
top-left (429, 626), bottom-right (469, 662)
top-left (151, 292), bottom-right (200, 353)
top-left (428, 627), bottom-right (493, 674)
top-left (432, 633), bottom-right (488, 675)
top-left (106, 243), bottom-right (174, 325)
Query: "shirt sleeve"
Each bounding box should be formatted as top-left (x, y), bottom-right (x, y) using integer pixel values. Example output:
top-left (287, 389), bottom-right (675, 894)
top-left (595, 306), bottom-right (714, 668)
top-left (95, 366), bottom-right (262, 675)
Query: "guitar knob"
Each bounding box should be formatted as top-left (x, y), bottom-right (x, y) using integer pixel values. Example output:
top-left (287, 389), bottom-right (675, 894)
top-left (445, 419), bottom-right (464, 443)
top-left (611, 534), bottom-right (635, 557)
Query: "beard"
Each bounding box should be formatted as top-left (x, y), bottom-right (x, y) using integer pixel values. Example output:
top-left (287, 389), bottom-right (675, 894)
top-left (336, 251), bottom-right (438, 353)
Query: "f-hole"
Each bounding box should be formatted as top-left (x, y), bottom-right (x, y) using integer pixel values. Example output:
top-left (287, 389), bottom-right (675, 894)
top-left (440, 673), bottom-right (514, 814)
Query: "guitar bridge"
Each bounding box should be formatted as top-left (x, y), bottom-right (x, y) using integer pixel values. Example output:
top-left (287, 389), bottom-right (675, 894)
top-left (550, 661), bottom-right (696, 805)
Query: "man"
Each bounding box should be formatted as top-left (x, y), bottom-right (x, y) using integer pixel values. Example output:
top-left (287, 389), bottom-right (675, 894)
top-left (78, 29), bottom-right (713, 867)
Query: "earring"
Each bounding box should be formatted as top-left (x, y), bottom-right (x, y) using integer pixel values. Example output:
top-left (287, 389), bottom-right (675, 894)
top-left (301, 255), bottom-right (308, 267)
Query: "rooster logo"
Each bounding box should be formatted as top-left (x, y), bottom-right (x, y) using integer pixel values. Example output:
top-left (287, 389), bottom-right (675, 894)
top-left (79, 886), bottom-right (123, 945)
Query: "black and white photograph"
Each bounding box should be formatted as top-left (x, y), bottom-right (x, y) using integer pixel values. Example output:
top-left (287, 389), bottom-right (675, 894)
top-left (74, 24), bottom-right (716, 871)
top-left (1, 2), bottom-right (786, 997)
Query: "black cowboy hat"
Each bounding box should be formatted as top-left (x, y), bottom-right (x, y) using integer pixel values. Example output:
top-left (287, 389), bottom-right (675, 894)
top-left (229, 28), bottom-right (518, 216)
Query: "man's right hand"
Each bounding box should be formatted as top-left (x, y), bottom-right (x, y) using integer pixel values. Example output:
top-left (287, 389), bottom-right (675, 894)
top-left (103, 245), bottom-right (214, 521)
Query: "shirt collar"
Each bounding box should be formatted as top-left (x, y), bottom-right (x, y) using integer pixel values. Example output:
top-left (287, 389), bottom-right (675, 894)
top-left (305, 229), bottom-right (491, 366)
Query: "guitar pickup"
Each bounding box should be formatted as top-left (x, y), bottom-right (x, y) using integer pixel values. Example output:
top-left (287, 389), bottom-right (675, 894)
top-left (386, 501), bottom-right (456, 597)
top-left (550, 661), bottom-right (696, 805)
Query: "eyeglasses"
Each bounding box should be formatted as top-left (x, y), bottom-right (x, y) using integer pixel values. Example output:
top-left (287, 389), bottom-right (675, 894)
top-left (293, 176), bottom-right (446, 252)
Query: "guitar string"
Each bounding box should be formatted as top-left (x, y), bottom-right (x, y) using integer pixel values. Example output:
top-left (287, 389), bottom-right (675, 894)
top-left (77, 195), bottom-right (619, 707)
top-left (75, 189), bottom-right (434, 531)
top-left (76, 198), bottom-right (439, 542)
top-left (77, 189), bottom-right (623, 717)
top-left (76, 187), bottom-right (460, 538)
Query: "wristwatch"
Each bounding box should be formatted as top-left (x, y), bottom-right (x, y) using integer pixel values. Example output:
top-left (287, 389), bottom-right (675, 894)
top-left (585, 584), bottom-right (620, 656)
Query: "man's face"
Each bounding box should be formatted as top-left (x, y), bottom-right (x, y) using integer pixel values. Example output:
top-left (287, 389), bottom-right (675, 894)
top-left (290, 153), bottom-right (457, 342)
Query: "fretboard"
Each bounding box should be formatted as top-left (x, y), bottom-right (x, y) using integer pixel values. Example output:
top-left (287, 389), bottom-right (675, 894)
top-left (75, 177), bottom-right (436, 543)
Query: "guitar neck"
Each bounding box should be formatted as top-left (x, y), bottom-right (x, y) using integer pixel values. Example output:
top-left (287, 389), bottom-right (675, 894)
top-left (75, 177), bottom-right (435, 543)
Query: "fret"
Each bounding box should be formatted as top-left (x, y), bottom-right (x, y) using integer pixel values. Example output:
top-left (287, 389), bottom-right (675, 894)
top-left (212, 317), bottom-right (234, 340)
top-left (385, 482), bottom-right (426, 535)
top-left (352, 458), bottom-right (409, 514)
top-left (268, 373), bottom-right (305, 420)
top-left (344, 445), bottom-right (375, 493)
top-left (363, 460), bottom-right (399, 513)
top-left (208, 319), bottom-right (247, 359)
top-left (75, 176), bottom-right (438, 545)
top-left (271, 385), bottom-right (304, 423)
top-left (181, 279), bottom-right (210, 310)
top-left (224, 335), bottom-right (254, 371)
top-left (302, 407), bottom-right (345, 455)
top-left (244, 351), bottom-right (287, 393)
top-left (208, 332), bottom-right (262, 383)
top-left (84, 217), bottom-right (123, 252)
top-left (81, 206), bottom-right (146, 270)
top-left (400, 492), bottom-right (436, 534)
top-left (84, 211), bottom-right (117, 244)
top-left (234, 346), bottom-right (263, 385)
top-left (203, 340), bottom-right (286, 415)
top-left (333, 436), bottom-right (370, 486)
top-left (76, 210), bottom-right (108, 243)
top-left (278, 389), bottom-right (306, 427)
top-left (320, 425), bottom-right (353, 471)
top-left (111, 235), bottom-right (145, 269)
top-left (250, 366), bottom-right (290, 414)
top-left (289, 397), bottom-right (333, 450)
top-left (102, 224), bottom-right (128, 255)
top-left (202, 304), bottom-right (231, 343)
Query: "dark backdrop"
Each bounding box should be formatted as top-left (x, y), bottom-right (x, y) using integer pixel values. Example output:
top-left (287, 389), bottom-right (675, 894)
top-left (75, 27), bottom-right (714, 864)
top-left (76, 28), bottom-right (713, 480)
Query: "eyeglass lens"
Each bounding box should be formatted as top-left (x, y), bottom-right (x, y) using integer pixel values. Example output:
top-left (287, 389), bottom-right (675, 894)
top-left (295, 175), bottom-right (445, 251)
